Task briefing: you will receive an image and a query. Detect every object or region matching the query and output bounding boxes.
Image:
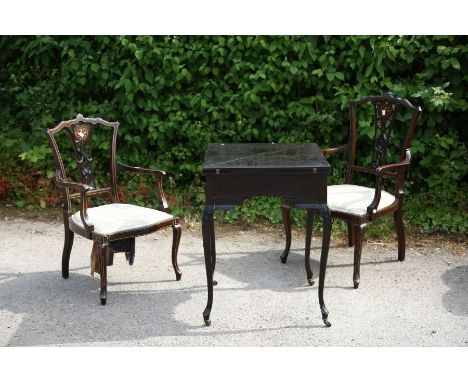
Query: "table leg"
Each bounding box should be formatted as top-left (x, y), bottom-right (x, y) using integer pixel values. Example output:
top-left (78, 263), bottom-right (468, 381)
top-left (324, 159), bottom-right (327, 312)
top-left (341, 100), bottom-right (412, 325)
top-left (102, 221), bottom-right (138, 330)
top-left (202, 205), bottom-right (215, 326)
top-left (280, 205), bottom-right (292, 264)
top-left (318, 204), bottom-right (332, 327)
top-left (210, 211), bottom-right (217, 286)
top-left (305, 209), bottom-right (314, 286)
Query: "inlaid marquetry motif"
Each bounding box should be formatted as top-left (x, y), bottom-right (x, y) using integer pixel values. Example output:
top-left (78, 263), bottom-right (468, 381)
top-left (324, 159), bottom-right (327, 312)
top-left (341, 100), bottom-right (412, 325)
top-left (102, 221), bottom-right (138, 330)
top-left (74, 124), bottom-right (90, 142)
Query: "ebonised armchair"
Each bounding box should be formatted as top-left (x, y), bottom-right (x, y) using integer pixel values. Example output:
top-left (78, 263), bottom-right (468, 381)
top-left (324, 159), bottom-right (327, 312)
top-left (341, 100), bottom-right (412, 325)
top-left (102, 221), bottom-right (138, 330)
top-left (282, 92), bottom-right (421, 288)
top-left (46, 114), bottom-right (182, 305)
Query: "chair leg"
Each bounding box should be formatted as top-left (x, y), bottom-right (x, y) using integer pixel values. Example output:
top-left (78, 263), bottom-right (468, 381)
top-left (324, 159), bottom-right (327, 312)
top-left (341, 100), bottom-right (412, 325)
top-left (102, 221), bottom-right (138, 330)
top-left (280, 205), bottom-right (292, 264)
top-left (353, 223), bottom-right (366, 289)
top-left (98, 243), bottom-right (108, 305)
top-left (61, 229), bottom-right (74, 279)
top-left (172, 223), bottom-right (182, 281)
top-left (347, 220), bottom-right (354, 247)
top-left (305, 209), bottom-right (314, 286)
top-left (394, 209), bottom-right (406, 261)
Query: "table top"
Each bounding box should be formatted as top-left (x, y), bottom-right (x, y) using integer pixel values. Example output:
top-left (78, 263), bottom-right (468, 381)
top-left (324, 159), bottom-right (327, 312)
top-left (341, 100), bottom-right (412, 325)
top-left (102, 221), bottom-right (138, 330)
top-left (203, 143), bottom-right (330, 173)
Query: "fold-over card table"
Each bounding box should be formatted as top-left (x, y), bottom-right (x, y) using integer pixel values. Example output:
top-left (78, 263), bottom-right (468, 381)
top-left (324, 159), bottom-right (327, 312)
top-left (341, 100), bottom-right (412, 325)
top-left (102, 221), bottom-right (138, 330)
top-left (201, 143), bottom-right (332, 327)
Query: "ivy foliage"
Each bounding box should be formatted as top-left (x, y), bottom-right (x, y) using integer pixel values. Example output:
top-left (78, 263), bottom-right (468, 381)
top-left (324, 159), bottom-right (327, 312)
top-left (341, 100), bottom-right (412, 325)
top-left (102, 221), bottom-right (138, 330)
top-left (0, 36), bottom-right (466, 233)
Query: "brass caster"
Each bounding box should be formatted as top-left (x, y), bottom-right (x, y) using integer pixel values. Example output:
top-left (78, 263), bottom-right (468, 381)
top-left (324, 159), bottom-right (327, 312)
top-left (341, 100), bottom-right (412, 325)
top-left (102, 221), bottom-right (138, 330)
top-left (213, 280), bottom-right (218, 286)
top-left (204, 319), bottom-right (211, 326)
top-left (323, 318), bottom-right (331, 327)
top-left (307, 278), bottom-right (314, 286)
top-left (100, 298), bottom-right (107, 305)
top-left (176, 273), bottom-right (182, 281)
top-left (353, 280), bottom-right (360, 289)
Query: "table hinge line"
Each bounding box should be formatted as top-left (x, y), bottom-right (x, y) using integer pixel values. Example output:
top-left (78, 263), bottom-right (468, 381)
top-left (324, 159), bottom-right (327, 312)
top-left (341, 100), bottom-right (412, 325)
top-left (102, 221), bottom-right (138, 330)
top-left (211, 144), bottom-right (311, 166)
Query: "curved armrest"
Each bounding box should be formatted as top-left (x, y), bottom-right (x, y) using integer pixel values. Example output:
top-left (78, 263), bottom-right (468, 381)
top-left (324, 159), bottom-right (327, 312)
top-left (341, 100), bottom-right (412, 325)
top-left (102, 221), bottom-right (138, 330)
top-left (55, 177), bottom-right (93, 192)
top-left (375, 150), bottom-right (411, 175)
top-left (117, 162), bottom-right (169, 212)
top-left (54, 174), bottom-right (95, 237)
top-left (321, 143), bottom-right (348, 155)
top-left (366, 150), bottom-right (412, 216)
top-left (117, 162), bottom-right (166, 178)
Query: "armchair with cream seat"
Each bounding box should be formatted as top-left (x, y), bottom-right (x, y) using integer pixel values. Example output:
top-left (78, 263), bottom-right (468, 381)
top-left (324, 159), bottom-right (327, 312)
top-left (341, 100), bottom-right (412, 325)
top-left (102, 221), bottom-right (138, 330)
top-left (281, 92), bottom-right (422, 288)
top-left (46, 114), bottom-right (182, 305)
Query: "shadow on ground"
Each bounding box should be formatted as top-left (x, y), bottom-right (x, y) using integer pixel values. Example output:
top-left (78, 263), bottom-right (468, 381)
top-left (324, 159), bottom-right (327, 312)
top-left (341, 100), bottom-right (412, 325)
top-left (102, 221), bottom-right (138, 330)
top-left (0, 246), bottom-right (340, 345)
top-left (442, 265), bottom-right (468, 317)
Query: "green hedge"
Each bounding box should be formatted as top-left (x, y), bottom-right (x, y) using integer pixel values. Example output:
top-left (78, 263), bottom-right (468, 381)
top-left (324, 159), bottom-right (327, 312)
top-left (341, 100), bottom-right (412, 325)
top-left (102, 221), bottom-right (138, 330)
top-left (0, 36), bottom-right (466, 233)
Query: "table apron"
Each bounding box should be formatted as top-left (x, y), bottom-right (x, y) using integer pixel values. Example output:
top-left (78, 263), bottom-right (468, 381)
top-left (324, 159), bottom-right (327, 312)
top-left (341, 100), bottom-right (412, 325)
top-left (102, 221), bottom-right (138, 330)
top-left (205, 174), bottom-right (327, 205)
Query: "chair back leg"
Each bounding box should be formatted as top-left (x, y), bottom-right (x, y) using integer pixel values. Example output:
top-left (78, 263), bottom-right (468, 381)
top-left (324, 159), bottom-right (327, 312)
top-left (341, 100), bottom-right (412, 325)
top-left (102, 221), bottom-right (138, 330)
top-left (393, 209), bottom-right (406, 261)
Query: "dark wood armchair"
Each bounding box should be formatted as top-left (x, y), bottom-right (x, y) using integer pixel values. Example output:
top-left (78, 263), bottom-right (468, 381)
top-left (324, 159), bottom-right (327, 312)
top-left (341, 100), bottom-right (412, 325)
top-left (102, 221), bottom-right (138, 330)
top-left (281, 92), bottom-right (421, 288)
top-left (45, 114), bottom-right (182, 305)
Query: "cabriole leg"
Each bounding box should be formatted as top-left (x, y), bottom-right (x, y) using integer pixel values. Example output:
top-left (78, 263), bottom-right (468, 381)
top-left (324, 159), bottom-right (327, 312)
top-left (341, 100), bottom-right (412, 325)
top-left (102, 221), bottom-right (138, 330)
top-left (305, 209), bottom-right (314, 286)
top-left (202, 206), bottom-right (215, 326)
top-left (318, 205), bottom-right (332, 327)
top-left (210, 213), bottom-right (217, 285)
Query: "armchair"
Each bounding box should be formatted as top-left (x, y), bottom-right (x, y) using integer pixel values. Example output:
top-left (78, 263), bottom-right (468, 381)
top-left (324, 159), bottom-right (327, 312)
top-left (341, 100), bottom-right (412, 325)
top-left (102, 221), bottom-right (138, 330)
top-left (282, 92), bottom-right (421, 288)
top-left (45, 114), bottom-right (182, 305)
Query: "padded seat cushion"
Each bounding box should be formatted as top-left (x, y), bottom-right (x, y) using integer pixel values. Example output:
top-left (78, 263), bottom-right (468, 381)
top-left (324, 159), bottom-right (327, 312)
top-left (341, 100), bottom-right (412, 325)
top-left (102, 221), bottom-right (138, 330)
top-left (71, 203), bottom-right (174, 236)
top-left (327, 184), bottom-right (396, 216)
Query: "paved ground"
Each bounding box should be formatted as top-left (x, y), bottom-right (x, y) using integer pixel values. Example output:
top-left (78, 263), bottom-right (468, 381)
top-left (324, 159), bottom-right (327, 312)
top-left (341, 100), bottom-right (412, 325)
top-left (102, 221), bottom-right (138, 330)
top-left (0, 215), bottom-right (467, 346)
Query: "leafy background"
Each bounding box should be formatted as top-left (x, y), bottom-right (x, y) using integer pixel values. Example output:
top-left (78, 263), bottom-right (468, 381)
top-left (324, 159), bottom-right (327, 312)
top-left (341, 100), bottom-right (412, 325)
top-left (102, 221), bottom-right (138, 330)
top-left (0, 36), bottom-right (466, 234)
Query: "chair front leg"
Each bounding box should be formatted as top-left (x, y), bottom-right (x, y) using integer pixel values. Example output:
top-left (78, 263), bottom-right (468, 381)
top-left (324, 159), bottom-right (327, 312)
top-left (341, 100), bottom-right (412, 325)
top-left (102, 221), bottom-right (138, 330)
top-left (353, 223), bottom-right (367, 289)
top-left (393, 209), bottom-right (406, 261)
top-left (172, 223), bottom-right (182, 281)
top-left (98, 243), bottom-right (109, 305)
top-left (62, 228), bottom-right (74, 279)
top-left (347, 220), bottom-right (354, 247)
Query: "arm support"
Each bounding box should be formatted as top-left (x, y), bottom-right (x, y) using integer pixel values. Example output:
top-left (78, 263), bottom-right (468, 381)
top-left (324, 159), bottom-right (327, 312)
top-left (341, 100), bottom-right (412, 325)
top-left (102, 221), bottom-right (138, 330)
top-left (366, 150), bottom-right (411, 216)
top-left (117, 162), bottom-right (169, 212)
top-left (54, 174), bottom-right (95, 238)
top-left (116, 162), bottom-right (166, 178)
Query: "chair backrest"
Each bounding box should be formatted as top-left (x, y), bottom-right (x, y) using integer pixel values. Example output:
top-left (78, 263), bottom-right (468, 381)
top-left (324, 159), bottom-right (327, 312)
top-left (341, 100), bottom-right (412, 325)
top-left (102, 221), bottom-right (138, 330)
top-left (45, 114), bottom-right (120, 213)
top-left (346, 92), bottom-right (421, 184)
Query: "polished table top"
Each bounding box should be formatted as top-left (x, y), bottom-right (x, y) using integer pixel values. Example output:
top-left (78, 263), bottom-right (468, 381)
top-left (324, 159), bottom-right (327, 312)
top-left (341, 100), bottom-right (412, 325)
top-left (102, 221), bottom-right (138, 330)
top-left (203, 143), bottom-right (330, 173)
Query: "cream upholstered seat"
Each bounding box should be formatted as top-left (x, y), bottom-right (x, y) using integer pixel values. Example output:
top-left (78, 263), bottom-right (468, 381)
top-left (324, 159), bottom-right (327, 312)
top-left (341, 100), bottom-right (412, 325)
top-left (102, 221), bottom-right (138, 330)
top-left (71, 203), bottom-right (174, 236)
top-left (327, 184), bottom-right (395, 216)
